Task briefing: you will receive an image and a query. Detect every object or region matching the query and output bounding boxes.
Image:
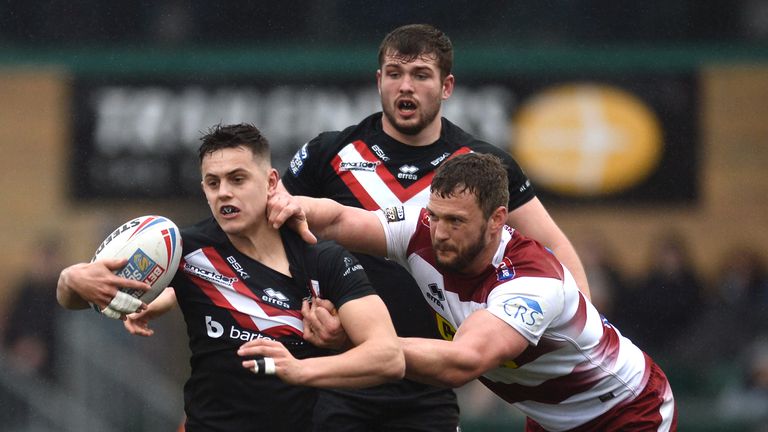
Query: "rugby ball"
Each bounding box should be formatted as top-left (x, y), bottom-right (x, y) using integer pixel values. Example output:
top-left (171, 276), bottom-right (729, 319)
top-left (91, 215), bottom-right (182, 306)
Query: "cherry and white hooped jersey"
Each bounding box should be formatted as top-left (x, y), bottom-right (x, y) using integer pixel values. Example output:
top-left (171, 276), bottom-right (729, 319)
top-left (377, 206), bottom-right (651, 431)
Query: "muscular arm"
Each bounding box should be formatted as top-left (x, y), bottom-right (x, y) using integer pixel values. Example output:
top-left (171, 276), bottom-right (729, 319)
top-left (268, 192), bottom-right (388, 257)
top-left (508, 197), bottom-right (591, 300)
top-left (401, 310), bottom-right (529, 388)
top-left (239, 294), bottom-right (404, 388)
top-left (297, 294), bottom-right (404, 387)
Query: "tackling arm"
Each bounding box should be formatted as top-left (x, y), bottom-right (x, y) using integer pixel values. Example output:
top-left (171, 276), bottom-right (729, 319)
top-left (267, 190), bottom-right (387, 257)
top-left (238, 294), bottom-right (404, 388)
top-left (401, 310), bottom-right (529, 388)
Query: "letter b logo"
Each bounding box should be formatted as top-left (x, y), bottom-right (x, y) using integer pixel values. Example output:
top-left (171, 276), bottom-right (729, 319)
top-left (206, 316), bottom-right (224, 338)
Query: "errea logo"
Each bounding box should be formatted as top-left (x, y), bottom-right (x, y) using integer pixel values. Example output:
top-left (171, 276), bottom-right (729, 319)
top-left (397, 164), bottom-right (419, 180)
top-left (426, 283), bottom-right (446, 311)
top-left (262, 288), bottom-right (290, 308)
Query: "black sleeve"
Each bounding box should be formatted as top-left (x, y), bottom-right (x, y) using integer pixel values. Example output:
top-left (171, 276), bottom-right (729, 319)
top-left (281, 132), bottom-right (338, 197)
top-left (314, 241), bottom-right (377, 309)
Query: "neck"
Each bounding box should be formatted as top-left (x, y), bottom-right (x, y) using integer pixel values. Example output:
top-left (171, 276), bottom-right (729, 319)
top-left (464, 232), bottom-right (503, 276)
top-left (227, 223), bottom-right (290, 276)
top-left (381, 114), bottom-right (442, 147)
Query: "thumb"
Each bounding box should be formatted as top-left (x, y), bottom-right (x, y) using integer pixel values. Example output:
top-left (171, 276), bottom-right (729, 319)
top-left (293, 218), bottom-right (317, 245)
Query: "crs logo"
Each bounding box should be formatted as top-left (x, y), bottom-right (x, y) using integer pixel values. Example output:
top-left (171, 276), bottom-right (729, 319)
top-left (503, 296), bottom-right (543, 327)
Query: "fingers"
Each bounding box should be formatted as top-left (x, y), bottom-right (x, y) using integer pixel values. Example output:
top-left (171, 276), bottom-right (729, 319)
top-left (123, 315), bottom-right (155, 337)
top-left (108, 291), bottom-right (144, 314)
top-left (100, 305), bottom-right (123, 320)
top-left (99, 257), bottom-right (130, 271)
top-left (249, 357), bottom-right (276, 375)
top-left (295, 219), bottom-right (318, 244)
top-left (312, 298), bottom-right (337, 314)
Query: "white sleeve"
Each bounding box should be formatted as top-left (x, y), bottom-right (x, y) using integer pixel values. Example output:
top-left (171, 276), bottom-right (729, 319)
top-left (485, 276), bottom-right (565, 345)
top-left (374, 205), bottom-right (422, 268)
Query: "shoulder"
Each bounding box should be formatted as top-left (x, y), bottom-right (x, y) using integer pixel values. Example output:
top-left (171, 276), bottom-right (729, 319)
top-left (504, 229), bottom-right (565, 281)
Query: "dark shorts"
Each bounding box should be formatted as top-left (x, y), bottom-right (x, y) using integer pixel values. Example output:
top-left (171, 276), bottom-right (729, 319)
top-left (312, 380), bottom-right (459, 432)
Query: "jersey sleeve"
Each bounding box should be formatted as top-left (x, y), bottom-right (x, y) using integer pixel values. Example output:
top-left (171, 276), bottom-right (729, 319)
top-left (315, 242), bottom-right (377, 309)
top-left (485, 276), bottom-right (565, 346)
top-left (374, 205), bottom-right (422, 268)
top-left (282, 132), bottom-right (336, 197)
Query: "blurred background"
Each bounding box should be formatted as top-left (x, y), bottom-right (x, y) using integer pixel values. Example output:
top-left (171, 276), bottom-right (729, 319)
top-left (1, 1), bottom-right (768, 431)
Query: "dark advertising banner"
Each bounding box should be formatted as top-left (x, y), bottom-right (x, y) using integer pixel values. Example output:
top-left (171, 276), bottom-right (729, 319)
top-left (71, 73), bottom-right (697, 204)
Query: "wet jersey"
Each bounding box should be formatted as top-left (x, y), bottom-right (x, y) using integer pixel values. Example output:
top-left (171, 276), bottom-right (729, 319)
top-left (282, 112), bottom-right (535, 339)
top-left (378, 206), bottom-right (652, 432)
top-left (172, 217), bottom-right (375, 432)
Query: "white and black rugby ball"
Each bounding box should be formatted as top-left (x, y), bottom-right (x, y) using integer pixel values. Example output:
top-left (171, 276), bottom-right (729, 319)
top-left (91, 215), bottom-right (182, 306)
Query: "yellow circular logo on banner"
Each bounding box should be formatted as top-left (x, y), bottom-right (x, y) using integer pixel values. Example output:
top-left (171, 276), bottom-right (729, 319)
top-left (512, 84), bottom-right (662, 197)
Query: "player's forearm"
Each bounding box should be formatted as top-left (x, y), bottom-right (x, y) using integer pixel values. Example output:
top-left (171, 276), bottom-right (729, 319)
top-left (401, 337), bottom-right (481, 388)
top-left (145, 287), bottom-right (177, 316)
top-left (297, 196), bottom-right (346, 238)
top-left (299, 338), bottom-right (404, 388)
top-left (56, 265), bottom-right (90, 309)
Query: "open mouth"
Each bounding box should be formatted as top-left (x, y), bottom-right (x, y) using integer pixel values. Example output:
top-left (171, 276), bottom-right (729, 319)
top-left (220, 205), bottom-right (240, 215)
top-left (397, 99), bottom-right (417, 112)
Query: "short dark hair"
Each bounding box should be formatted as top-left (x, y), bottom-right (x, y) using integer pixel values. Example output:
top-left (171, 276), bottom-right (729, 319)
top-left (431, 153), bottom-right (509, 219)
top-left (198, 123), bottom-right (270, 164)
top-left (378, 24), bottom-right (453, 79)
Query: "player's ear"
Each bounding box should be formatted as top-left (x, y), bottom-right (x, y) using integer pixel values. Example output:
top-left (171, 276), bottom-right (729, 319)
top-left (490, 206), bottom-right (507, 229)
top-left (266, 169), bottom-right (280, 195)
top-left (376, 69), bottom-right (382, 95)
top-left (442, 74), bottom-right (455, 100)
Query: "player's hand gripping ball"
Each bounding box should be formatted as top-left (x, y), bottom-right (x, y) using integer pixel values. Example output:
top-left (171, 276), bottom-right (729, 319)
top-left (90, 215), bottom-right (182, 318)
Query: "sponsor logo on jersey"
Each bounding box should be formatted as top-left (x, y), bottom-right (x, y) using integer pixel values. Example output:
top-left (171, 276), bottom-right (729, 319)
top-left (426, 283), bottom-right (446, 311)
top-left (496, 257), bottom-right (516, 282)
top-left (435, 312), bottom-right (456, 341)
top-left (371, 144), bottom-right (390, 161)
top-left (339, 160), bottom-right (380, 172)
top-left (262, 288), bottom-right (290, 308)
top-left (343, 264), bottom-right (364, 276)
top-left (289, 143), bottom-right (309, 176)
top-left (205, 315), bottom-right (224, 338)
top-left (383, 206), bottom-right (406, 223)
top-left (205, 315), bottom-right (277, 342)
top-left (226, 255), bottom-right (250, 280)
top-left (184, 262), bottom-right (238, 288)
top-left (503, 296), bottom-right (543, 327)
top-left (118, 248), bottom-right (165, 297)
top-left (519, 179), bottom-right (531, 193)
top-left (397, 164), bottom-right (419, 180)
top-left (430, 152), bottom-right (451, 166)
